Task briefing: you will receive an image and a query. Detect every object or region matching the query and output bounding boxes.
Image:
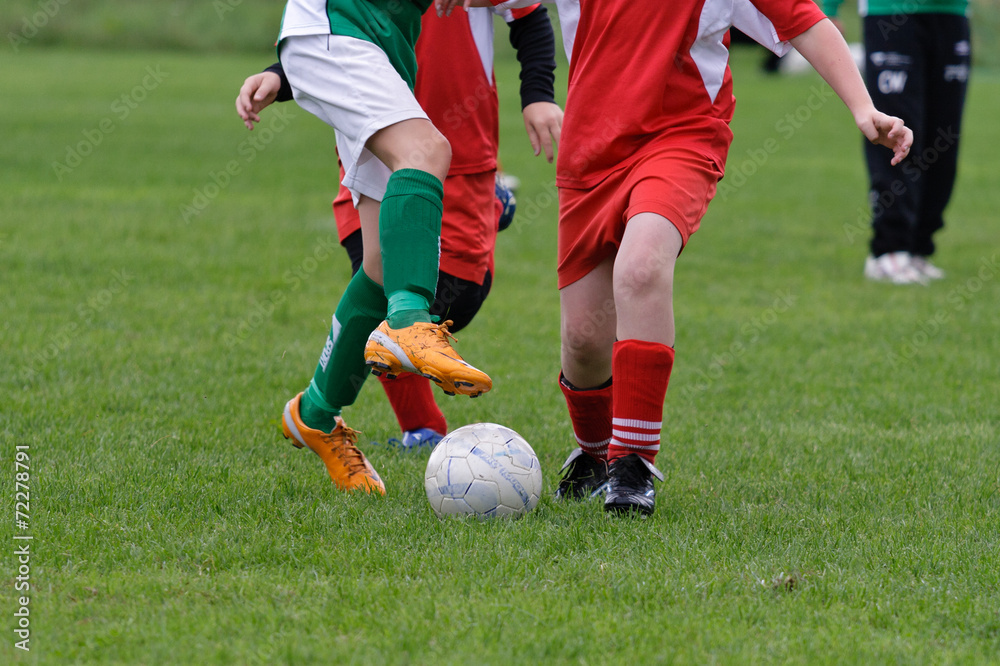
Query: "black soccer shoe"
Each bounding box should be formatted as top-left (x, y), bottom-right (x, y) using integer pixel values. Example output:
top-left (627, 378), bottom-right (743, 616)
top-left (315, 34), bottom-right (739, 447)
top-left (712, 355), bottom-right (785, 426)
top-left (555, 449), bottom-right (609, 500)
top-left (603, 453), bottom-right (664, 516)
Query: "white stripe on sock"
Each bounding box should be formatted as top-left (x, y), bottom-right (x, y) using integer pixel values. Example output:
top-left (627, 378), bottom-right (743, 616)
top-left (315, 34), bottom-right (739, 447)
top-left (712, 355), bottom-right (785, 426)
top-left (612, 429), bottom-right (660, 442)
top-left (611, 437), bottom-right (660, 452)
top-left (575, 434), bottom-right (611, 448)
top-left (612, 417), bottom-right (662, 430)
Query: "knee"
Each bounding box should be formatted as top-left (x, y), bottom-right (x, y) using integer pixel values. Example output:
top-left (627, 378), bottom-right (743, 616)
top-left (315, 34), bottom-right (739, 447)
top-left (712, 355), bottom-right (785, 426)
top-left (374, 121), bottom-right (452, 182)
top-left (425, 132), bottom-right (451, 180)
top-left (614, 251), bottom-right (675, 301)
top-left (406, 130), bottom-right (450, 182)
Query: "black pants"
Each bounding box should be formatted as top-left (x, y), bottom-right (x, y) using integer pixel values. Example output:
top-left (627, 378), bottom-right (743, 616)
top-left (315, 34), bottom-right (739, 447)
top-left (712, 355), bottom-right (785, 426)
top-left (342, 230), bottom-right (492, 334)
top-left (863, 13), bottom-right (970, 258)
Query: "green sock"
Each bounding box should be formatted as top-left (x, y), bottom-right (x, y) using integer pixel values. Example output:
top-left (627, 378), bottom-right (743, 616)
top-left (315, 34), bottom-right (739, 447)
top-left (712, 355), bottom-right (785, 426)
top-left (386, 303), bottom-right (428, 330)
top-left (299, 270), bottom-right (387, 432)
top-left (379, 168), bottom-right (442, 329)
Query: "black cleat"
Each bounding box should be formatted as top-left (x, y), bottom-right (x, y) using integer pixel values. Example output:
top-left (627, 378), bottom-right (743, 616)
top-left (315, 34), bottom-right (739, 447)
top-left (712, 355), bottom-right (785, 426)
top-left (603, 453), bottom-right (664, 516)
top-left (555, 449), bottom-right (609, 500)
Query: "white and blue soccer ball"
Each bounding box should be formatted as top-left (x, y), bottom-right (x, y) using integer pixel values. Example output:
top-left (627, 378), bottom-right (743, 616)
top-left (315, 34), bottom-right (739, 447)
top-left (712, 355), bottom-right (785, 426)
top-left (424, 423), bottom-right (542, 519)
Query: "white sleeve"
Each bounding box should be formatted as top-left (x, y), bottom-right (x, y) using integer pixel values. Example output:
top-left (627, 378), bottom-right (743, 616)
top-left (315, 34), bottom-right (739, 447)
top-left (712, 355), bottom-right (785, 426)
top-left (554, 0), bottom-right (579, 62)
top-left (490, 3), bottom-right (513, 20)
top-left (731, 0), bottom-right (793, 57)
top-left (490, 0), bottom-right (550, 9)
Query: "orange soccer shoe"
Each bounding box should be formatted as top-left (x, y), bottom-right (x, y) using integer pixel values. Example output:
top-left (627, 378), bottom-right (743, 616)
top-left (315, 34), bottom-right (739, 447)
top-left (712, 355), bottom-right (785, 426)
top-left (281, 393), bottom-right (385, 495)
top-left (364, 320), bottom-right (492, 398)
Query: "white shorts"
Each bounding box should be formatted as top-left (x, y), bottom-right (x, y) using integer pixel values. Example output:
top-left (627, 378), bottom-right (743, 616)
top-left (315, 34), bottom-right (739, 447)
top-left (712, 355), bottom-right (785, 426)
top-left (279, 34), bottom-right (429, 204)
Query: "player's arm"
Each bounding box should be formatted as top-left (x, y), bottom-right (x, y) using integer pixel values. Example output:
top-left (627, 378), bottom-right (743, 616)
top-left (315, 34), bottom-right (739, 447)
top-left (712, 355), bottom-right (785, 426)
top-left (790, 19), bottom-right (912, 165)
top-left (507, 5), bottom-right (562, 162)
top-left (436, 0), bottom-right (533, 17)
top-left (435, 0), bottom-right (479, 16)
top-left (235, 62), bottom-right (293, 130)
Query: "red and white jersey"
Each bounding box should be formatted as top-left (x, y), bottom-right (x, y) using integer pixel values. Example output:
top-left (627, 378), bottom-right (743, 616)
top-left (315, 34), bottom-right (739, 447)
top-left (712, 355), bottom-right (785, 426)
top-left (494, 0), bottom-right (825, 189)
top-left (416, 8), bottom-right (498, 174)
top-left (415, 4), bottom-right (539, 174)
top-left (334, 5), bottom-right (541, 282)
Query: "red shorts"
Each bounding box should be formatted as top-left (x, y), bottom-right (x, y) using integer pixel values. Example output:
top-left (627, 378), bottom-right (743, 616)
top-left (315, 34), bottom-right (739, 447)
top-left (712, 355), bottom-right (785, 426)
top-left (557, 147), bottom-right (724, 289)
top-left (333, 170), bottom-right (497, 284)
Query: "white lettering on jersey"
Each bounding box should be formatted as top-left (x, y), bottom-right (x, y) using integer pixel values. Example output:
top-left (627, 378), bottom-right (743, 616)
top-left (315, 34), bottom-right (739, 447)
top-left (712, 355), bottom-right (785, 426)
top-left (944, 64), bottom-right (969, 83)
top-left (877, 70), bottom-right (908, 94)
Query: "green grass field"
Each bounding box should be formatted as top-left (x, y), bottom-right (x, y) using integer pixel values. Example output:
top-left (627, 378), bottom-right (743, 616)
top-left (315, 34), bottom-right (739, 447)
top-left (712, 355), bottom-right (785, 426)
top-left (2, 28), bottom-right (1000, 665)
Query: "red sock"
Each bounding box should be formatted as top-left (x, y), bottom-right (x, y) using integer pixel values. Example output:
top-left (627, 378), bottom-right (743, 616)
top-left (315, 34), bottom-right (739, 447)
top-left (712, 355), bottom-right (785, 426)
top-left (559, 372), bottom-right (612, 461)
top-left (379, 373), bottom-right (447, 435)
top-left (609, 339), bottom-right (674, 465)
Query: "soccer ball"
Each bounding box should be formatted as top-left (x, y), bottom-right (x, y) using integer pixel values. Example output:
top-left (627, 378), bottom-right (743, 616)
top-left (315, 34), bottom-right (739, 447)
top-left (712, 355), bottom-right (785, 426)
top-left (424, 423), bottom-right (543, 519)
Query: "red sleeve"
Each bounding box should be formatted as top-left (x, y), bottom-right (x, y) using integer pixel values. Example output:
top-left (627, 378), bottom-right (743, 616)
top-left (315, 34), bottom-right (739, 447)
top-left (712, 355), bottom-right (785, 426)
top-left (751, 0), bottom-right (826, 41)
top-left (510, 3), bottom-right (540, 19)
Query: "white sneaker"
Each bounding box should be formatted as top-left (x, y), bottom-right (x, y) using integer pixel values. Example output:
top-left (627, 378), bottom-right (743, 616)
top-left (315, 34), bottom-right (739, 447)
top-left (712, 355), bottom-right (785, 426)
top-left (864, 251), bottom-right (929, 285)
top-left (909, 255), bottom-right (945, 280)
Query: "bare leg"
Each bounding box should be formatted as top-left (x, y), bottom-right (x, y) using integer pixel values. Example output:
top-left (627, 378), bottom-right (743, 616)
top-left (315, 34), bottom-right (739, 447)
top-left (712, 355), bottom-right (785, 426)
top-left (356, 195), bottom-right (383, 284)
top-left (366, 117), bottom-right (450, 183)
top-left (614, 212), bottom-right (682, 345)
top-left (560, 257), bottom-right (616, 389)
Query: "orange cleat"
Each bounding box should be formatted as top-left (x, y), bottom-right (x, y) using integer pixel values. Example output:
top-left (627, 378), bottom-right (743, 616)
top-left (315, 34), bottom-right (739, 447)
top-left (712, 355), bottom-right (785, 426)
top-left (364, 320), bottom-right (492, 398)
top-left (281, 393), bottom-right (385, 495)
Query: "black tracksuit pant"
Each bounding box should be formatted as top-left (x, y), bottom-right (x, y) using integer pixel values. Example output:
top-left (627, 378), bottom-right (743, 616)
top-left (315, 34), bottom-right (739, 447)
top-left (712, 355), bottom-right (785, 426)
top-left (863, 13), bottom-right (970, 258)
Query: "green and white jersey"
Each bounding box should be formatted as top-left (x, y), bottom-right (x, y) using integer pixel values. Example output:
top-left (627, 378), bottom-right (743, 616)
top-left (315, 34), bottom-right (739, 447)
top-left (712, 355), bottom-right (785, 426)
top-left (821, 0), bottom-right (968, 18)
top-left (278, 0), bottom-right (433, 89)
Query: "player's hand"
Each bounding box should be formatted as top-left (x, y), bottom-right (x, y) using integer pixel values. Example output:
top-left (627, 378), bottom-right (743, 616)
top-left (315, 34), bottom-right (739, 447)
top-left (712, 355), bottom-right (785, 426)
top-left (435, 0), bottom-right (469, 16)
top-left (858, 110), bottom-right (912, 166)
top-left (236, 71), bottom-right (282, 130)
top-left (435, 0), bottom-right (490, 16)
top-left (522, 101), bottom-right (562, 163)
